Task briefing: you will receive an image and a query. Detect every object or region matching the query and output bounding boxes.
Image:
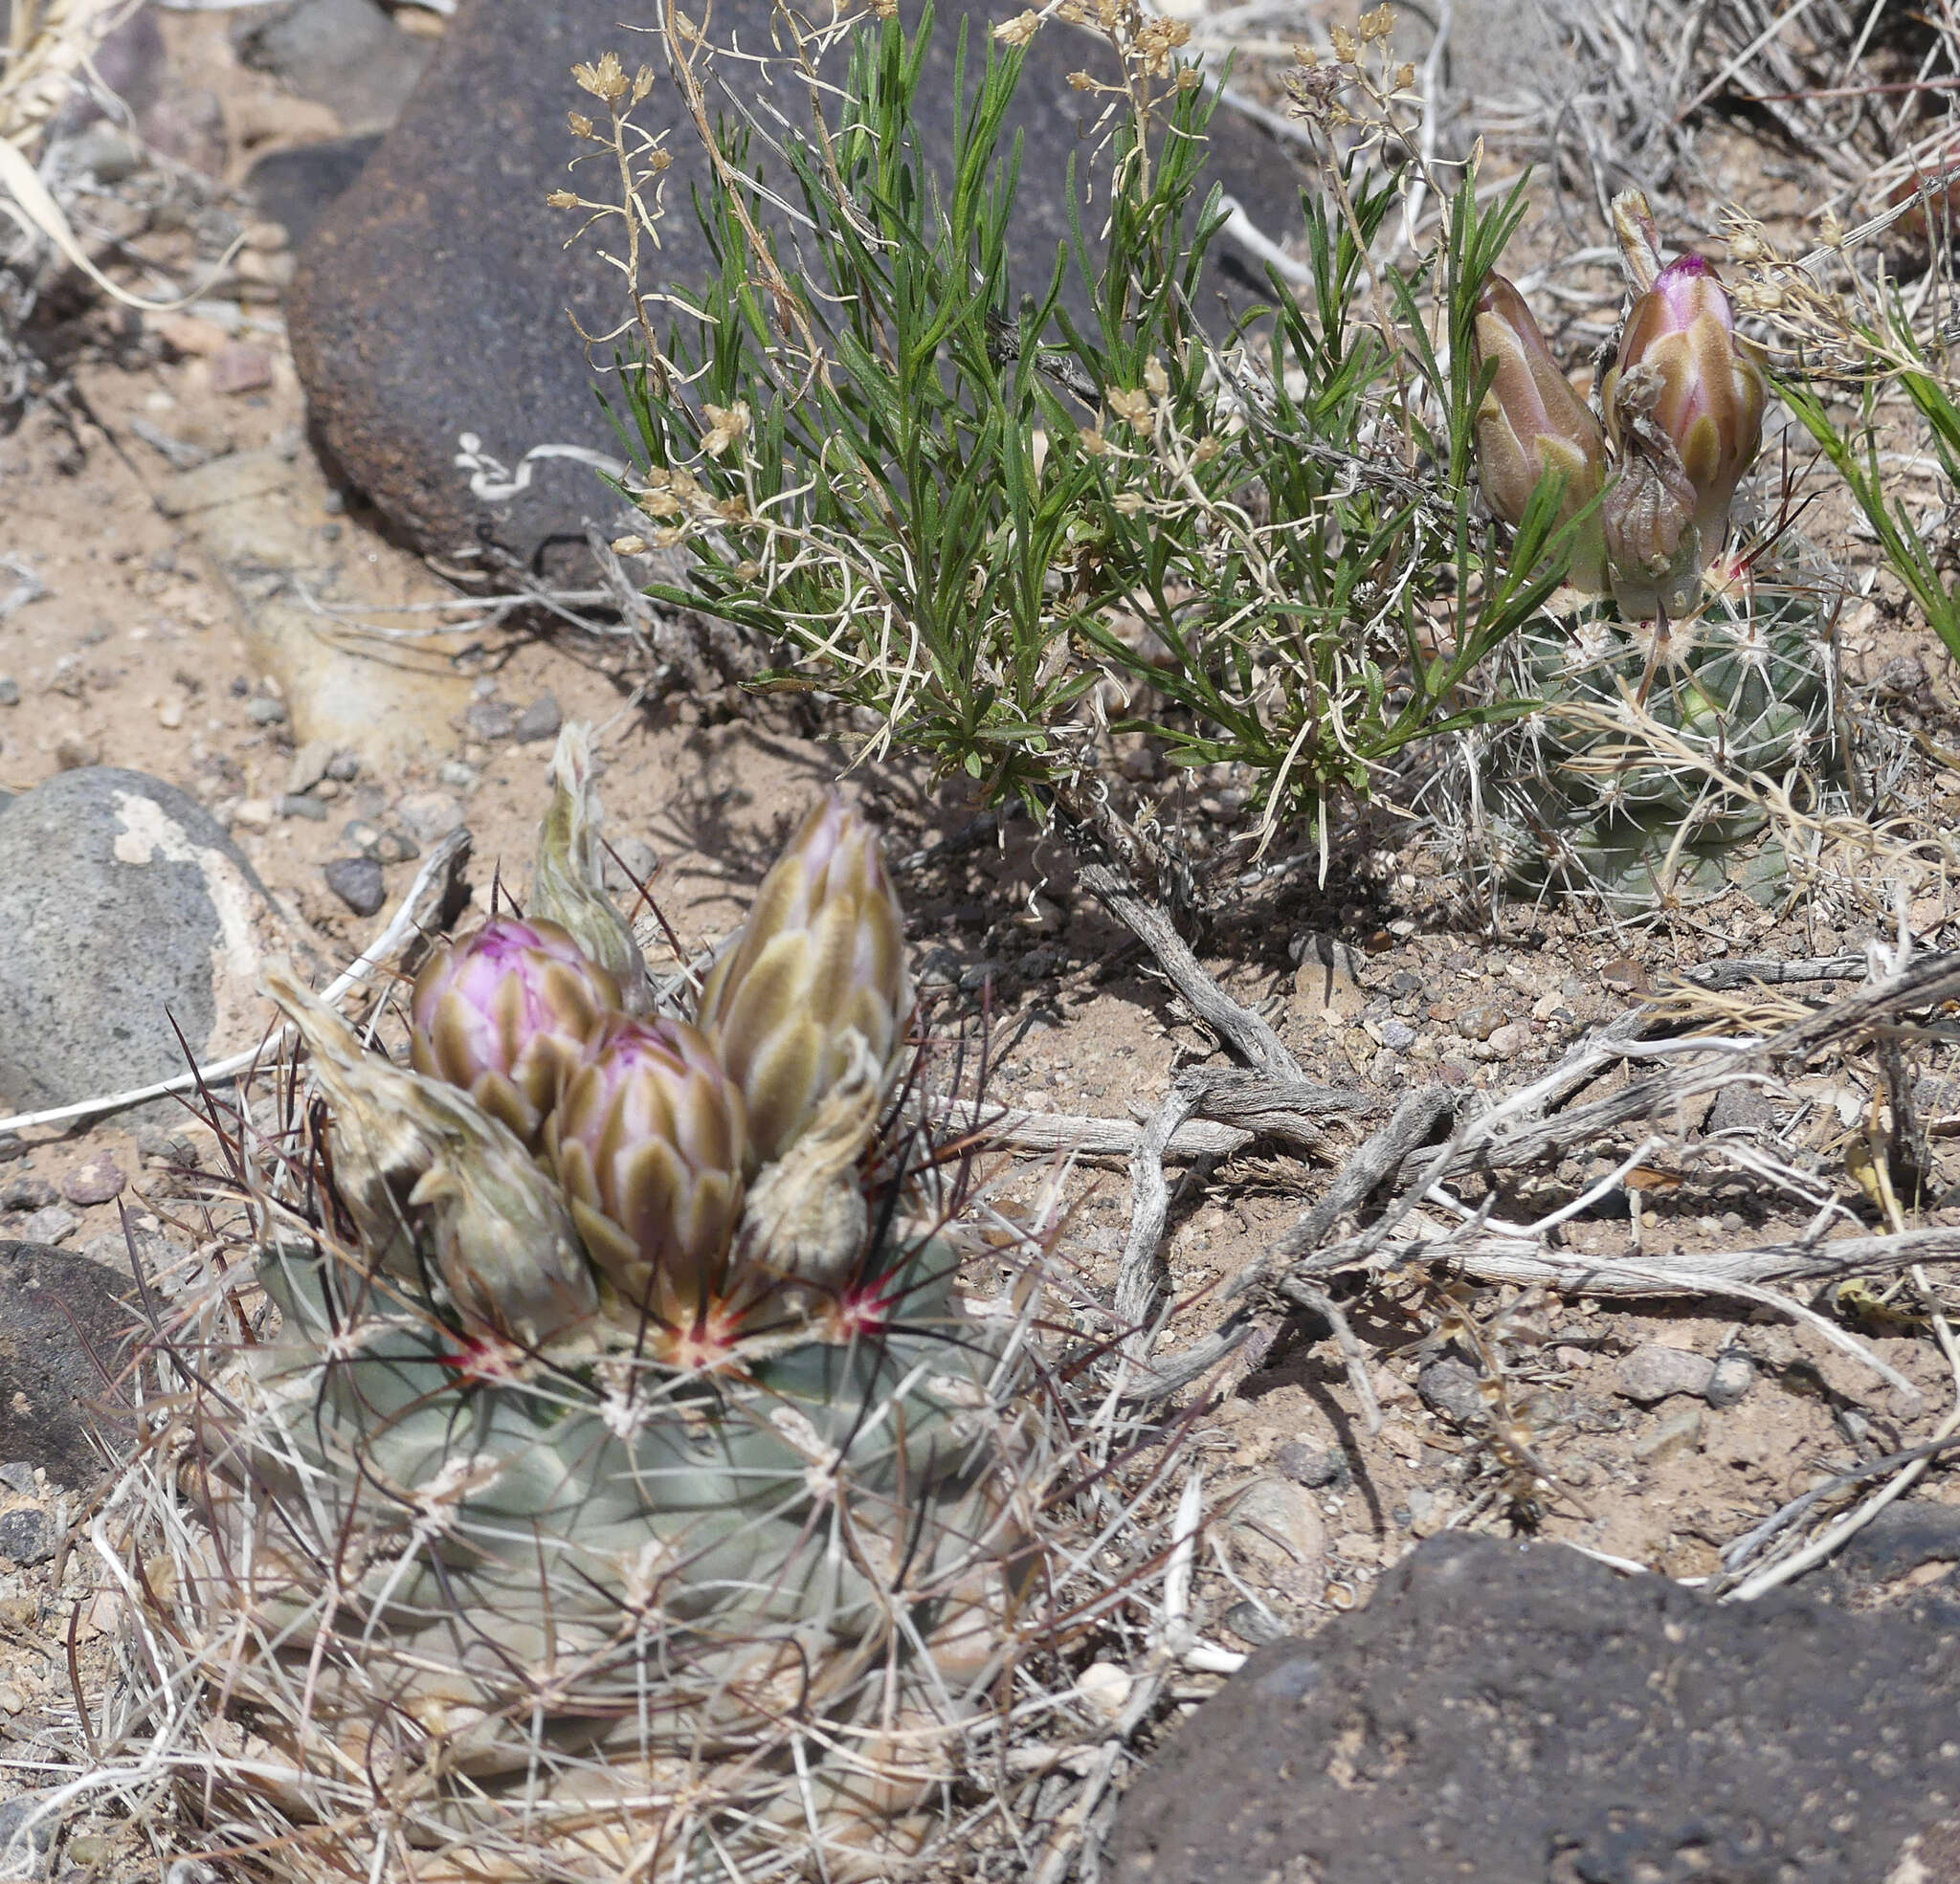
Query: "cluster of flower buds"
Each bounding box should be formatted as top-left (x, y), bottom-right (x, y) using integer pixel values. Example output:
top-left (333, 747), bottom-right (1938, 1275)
top-left (1469, 196), bottom-right (1767, 620)
top-left (395, 776), bottom-right (913, 1357)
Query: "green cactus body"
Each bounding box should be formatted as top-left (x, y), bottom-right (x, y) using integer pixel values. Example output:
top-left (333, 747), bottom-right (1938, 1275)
top-left (1463, 577), bottom-right (1836, 912)
top-left (118, 770), bottom-right (1050, 1883)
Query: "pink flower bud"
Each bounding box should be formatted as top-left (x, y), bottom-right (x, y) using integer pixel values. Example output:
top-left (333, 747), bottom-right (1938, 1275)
top-left (1470, 274), bottom-right (1609, 591)
top-left (1602, 255), bottom-right (1766, 615)
top-left (547, 1013), bottom-right (748, 1333)
top-left (409, 917), bottom-right (620, 1144)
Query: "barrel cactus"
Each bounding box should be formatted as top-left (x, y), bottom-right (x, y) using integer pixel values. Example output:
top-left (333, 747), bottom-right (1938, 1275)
top-left (1467, 573), bottom-right (1837, 912)
top-left (109, 737), bottom-right (1063, 1881)
top-left (1452, 197), bottom-right (1838, 912)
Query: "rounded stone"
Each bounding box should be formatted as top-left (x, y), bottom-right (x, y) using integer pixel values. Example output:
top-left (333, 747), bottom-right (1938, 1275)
top-left (60, 1158), bottom-right (125, 1207)
top-left (323, 854), bottom-right (387, 917)
top-left (0, 768), bottom-right (282, 1111)
top-left (1614, 1343), bottom-right (1718, 1406)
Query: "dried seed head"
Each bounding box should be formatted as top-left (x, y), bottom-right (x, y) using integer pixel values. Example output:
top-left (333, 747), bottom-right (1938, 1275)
top-left (531, 722), bottom-right (651, 1012)
top-left (697, 794), bottom-right (912, 1169)
top-left (409, 916), bottom-right (620, 1144)
top-left (548, 1012), bottom-right (748, 1334)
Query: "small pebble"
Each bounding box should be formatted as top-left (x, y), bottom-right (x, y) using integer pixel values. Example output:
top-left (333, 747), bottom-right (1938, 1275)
top-left (1276, 1442), bottom-right (1348, 1489)
top-left (325, 749), bottom-right (361, 782)
top-left (0, 1505), bottom-right (53, 1565)
top-left (602, 835), bottom-right (658, 893)
top-left (0, 1794), bottom-right (57, 1879)
top-left (397, 790), bottom-right (465, 843)
top-left (341, 818), bottom-right (382, 856)
top-left (277, 793), bottom-right (329, 822)
top-left (54, 730), bottom-right (100, 769)
top-left (1079, 1660), bottom-right (1133, 1719)
top-left (1615, 1344), bottom-right (1717, 1406)
top-left (375, 828), bottom-right (420, 865)
top-left (209, 342), bottom-right (274, 395)
top-left (1224, 1598), bottom-right (1289, 1647)
top-left (1457, 1005), bottom-right (1503, 1042)
top-left (155, 696), bottom-right (185, 730)
top-left (0, 1135), bottom-right (24, 1164)
top-left (514, 693), bottom-right (563, 743)
top-left (285, 738), bottom-right (336, 796)
top-left (322, 488), bottom-right (346, 516)
top-left (0, 677), bottom-right (18, 707)
top-left (323, 855), bottom-right (387, 917)
top-left (436, 759), bottom-right (479, 789)
top-left (19, 1205), bottom-right (78, 1245)
top-left (136, 1126), bottom-right (197, 1168)
top-left (1704, 1350), bottom-right (1756, 1409)
top-left (1, 1177), bottom-right (56, 1212)
top-left (1634, 1406), bottom-right (1704, 1463)
top-left (1418, 1355), bottom-right (1487, 1424)
top-left (464, 699), bottom-right (518, 743)
top-left (61, 1158), bottom-right (124, 1207)
top-left (1486, 1020), bottom-right (1531, 1058)
top-left (1380, 1018), bottom-right (1416, 1052)
top-left (231, 798), bottom-right (275, 831)
top-left (245, 696), bottom-right (288, 725)
top-left (0, 1464), bottom-right (35, 1496)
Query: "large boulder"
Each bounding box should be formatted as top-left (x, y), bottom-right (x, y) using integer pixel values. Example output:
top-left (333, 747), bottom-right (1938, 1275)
top-left (1112, 1529), bottom-right (1960, 1883)
top-left (0, 769), bottom-right (284, 1112)
top-left (287, 0), bottom-right (1304, 576)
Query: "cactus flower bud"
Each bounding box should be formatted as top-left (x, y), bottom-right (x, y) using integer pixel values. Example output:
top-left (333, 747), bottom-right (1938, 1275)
top-left (262, 960), bottom-right (597, 1354)
top-left (410, 917), bottom-right (620, 1144)
top-left (1601, 255), bottom-right (1766, 617)
top-left (697, 794), bottom-right (912, 1170)
top-left (548, 1013), bottom-right (748, 1335)
top-left (1470, 274), bottom-right (1609, 592)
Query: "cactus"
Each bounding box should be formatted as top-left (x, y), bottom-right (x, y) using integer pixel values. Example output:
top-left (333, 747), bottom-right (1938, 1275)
top-left (113, 757), bottom-right (1067, 1881)
top-left (1455, 208), bottom-right (1834, 914)
top-left (1454, 570), bottom-right (1837, 913)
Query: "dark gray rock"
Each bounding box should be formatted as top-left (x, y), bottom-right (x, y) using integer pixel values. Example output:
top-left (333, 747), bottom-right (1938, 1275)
top-left (1275, 1442), bottom-right (1348, 1490)
top-left (1415, 1355), bottom-right (1485, 1424)
top-left (323, 854), bottom-right (386, 917)
top-left (1706, 1081), bottom-right (1772, 1135)
top-left (1836, 1499), bottom-right (1960, 1585)
top-left (0, 1242), bottom-right (134, 1487)
top-left (514, 693), bottom-right (563, 744)
top-left (0, 1464), bottom-right (35, 1496)
top-left (288, 0), bottom-right (1303, 574)
top-left (1111, 1532), bottom-right (1960, 1884)
top-left (0, 1504), bottom-right (52, 1565)
top-left (0, 768), bottom-right (280, 1111)
top-left (234, 0), bottom-right (433, 134)
top-left (0, 1793), bottom-right (57, 1881)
